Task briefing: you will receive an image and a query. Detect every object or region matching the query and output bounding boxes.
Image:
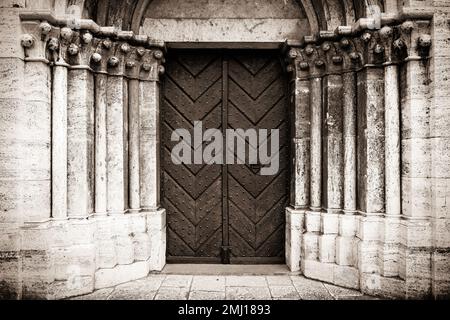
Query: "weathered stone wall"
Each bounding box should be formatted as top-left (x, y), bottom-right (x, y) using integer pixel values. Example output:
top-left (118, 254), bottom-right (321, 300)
top-left (0, 0), bottom-right (449, 300)
top-left (0, 0), bottom-right (27, 300)
top-left (141, 0), bottom-right (311, 44)
top-left (0, 1), bottom-right (167, 299)
top-left (429, 1), bottom-right (450, 299)
top-left (284, 0), bottom-right (450, 299)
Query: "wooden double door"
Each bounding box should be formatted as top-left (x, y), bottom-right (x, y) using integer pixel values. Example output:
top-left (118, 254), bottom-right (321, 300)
top-left (161, 50), bottom-right (290, 264)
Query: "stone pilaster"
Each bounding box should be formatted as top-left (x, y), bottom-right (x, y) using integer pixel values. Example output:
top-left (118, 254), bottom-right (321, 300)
top-left (430, 9), bottom-right (450, 300)
top-left (397, 20), bottom-right (434, 298)
top-left (12, 17), bottom-right (168, 298)
top-left (399, 20), bottom-right (433, 220)
top-left (0, 5), bottom-right (28, 299)
top-left (286, 48), bottom-right (311, 210)
top-left (139, 49), bottom-right (165, 211)
top-left (18, 21), bottom-right (53, 223)
top-left (285, 207), bottom-right (304, 272)
top-left (18, 19), bottom-right (55, 300)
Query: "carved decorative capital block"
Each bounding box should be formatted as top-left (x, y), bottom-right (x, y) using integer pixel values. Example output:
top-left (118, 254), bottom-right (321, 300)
top-left (21, 21), bottom-right (58, 62)
top-left (19, 21), bottom-right (166, 81)
top-left (397, 20), bottom-right (432, 60)
top-left (284, 19), bottom-right (432, 81)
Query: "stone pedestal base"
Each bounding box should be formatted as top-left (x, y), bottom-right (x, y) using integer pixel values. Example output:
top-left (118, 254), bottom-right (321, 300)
top-left (0, 209), bottom-right (167, 300)
top-left (285, 208), bottom-right (304, 272)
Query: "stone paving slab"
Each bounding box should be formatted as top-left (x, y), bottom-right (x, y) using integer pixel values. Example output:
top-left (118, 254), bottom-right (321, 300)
top-left (162, 264), bottom-right (295, 275)
top-left (155, 287), bottom-right (190, 300)
top-left (71, 273), bottom-right (380, 300)
top-left (290, 276), bottom-right (334, 300)
top-left (225, 276), bottom-right (267, 287)
top-left (266, 276), bottom-right (294, 286)
top-left (269, 286), bottom-right (300, 299)
top-left (71, 288), bottom-right (115, 300)
top-left (189, 291), bottom-right (226, 300)
top-left (226, 286), bottom-right (272, 300)
top-left (191, 276), bottom-right (226, 292)
top-left (323, 283), bottom-right (363, 298)
top-left (161, 275), bottom-right (193, 288)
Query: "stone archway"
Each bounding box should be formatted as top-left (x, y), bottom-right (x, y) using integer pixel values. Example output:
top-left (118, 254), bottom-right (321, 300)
top-left (1, 0), bottom-right (448, 300)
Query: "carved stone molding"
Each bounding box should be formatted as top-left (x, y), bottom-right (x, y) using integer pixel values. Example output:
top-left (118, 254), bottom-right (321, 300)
top-left (285, 20), bottom-right (432, 80)
top-left (20, 20), bottom-right (166, 82)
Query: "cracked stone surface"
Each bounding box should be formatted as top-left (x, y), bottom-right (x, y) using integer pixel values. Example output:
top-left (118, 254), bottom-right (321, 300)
top-left (70, 274), bottom-right (380, 300)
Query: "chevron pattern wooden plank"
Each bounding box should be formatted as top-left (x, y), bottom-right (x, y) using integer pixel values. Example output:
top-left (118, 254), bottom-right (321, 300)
top-left (163, 51), bottom-right (223, 261)
top-left (162, 50), bottom-right (289, 263)
top-left (227, 52), bottom-right (289, 261)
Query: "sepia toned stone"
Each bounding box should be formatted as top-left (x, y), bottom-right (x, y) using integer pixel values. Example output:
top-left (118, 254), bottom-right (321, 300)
top-left (0, 0), bottom-right (448, 301)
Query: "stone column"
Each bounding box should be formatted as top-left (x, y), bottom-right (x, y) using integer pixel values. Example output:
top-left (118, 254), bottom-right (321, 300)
top-left (341, 38), bottom-right (358, 215)
top-left (310, 77), bottom-right (323, 212)
top-left (355, 32), bottom-right (386, 216)
top-left (128, 79), bottom-right (141, 211)
top-left (380, 27), bottom-right (401, 218)
top-left (90, 39), bottom-right (113, 216)
top-left (336, 38), bottom-right (358, 268)
top-left (354, 31), bottom-right (386, 277)
top-left (377, 26), bottom-right (403, 278)
top-left (342, 70), bottom-right (357, 211)
top-left (106, 76), bottom-right (126, 214)
top-left (123, 77), bottom-right (130, 211)
top-left (94, 73), bottom-right (108, 215)
top-left (124, 47), bottom-right (143, 212)
top-left (51, 45), bottom-right (69, 220)
top-left (66, 29), bottom-right (95, 218)
top-left (384, 62), bottom-right (400, 215)
top-left (287, 49), bottom-right (311, 209)
top-left (299, 44), bottom-right (325, 271)
top-left (319, 42), bottom-right (345, 265)
top-left (304, 75), bottom-right (322, 263)
top-left (105, 42), bottom-right (131, 214)
top-left (285, 48), bottom-right (310, 271)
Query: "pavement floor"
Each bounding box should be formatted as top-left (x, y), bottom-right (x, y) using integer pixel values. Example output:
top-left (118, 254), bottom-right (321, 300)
top-left (71, 264), bottom-right (380, 300)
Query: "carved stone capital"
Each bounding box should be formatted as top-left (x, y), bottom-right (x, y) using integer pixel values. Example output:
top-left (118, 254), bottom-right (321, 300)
top-left (322, 42), bottom-right (344, 74)
top-left (21, 21), bottom-right (59, 62)
top-left (285, 19), bottom-right (432, 76)
top-left (397, 20), bottom-right (432, 60)
top-left (20, 21), bottom-right (166, 81)
top-left (351, 30), bottom-right (385, 66)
